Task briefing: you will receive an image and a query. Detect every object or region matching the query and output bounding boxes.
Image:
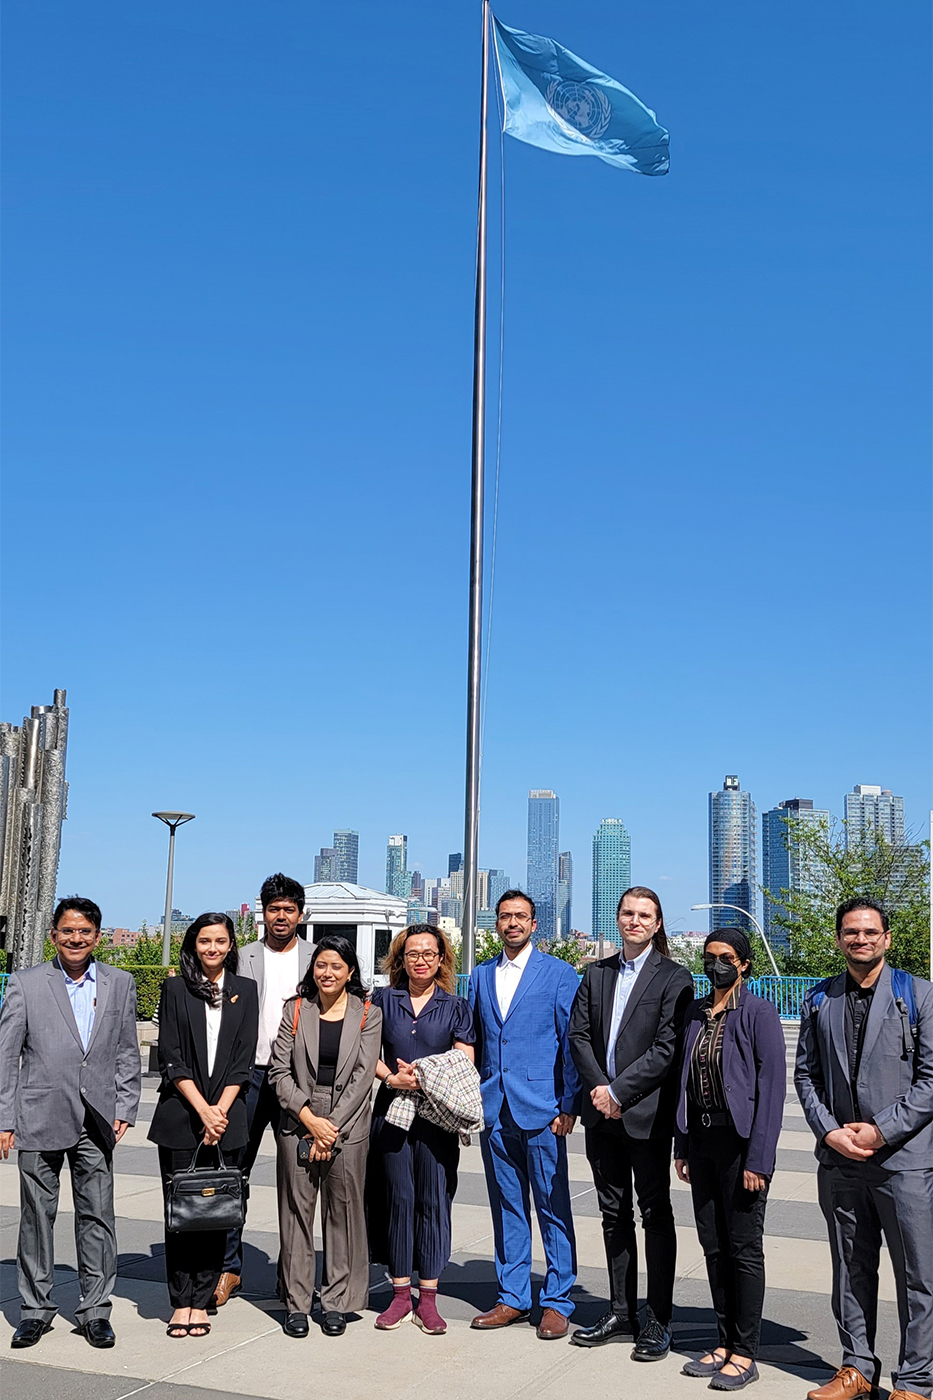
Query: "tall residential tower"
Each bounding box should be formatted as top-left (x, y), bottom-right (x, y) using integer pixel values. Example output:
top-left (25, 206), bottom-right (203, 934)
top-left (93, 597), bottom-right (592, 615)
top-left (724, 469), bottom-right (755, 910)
top-left (527, 790), bottom-right (559, 941)
top-left (591, 819), bottom-right (632, 946)
top-left (761, 798), bottom-right (830, 948)
top-left (708, 775), bottom-right (758, 932)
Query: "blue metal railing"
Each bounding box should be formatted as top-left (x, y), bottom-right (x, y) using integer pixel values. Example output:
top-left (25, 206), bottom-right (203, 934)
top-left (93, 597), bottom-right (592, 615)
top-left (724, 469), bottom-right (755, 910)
top-left (0, 973), bottom-right (8, 1007)
top-left (455, 970), bottom-right (822, 1020)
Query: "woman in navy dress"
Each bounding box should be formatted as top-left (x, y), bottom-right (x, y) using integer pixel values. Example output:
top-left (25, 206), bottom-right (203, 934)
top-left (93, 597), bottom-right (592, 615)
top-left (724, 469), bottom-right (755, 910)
top-left (368, 923), bottom-right (475, 1336)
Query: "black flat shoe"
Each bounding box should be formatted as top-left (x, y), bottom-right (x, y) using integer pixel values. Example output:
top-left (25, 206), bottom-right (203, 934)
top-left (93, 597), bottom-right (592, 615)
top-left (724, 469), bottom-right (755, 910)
top-left (632, 1318), bottom-right (672, 1362)
top-left (571, 1311), bottom-right (638, 1347)
top-left (11, 1319), bottom-right (52, 1349)
top-left (80, 1319), bottom-right (116, 1349)
top-left (283, 1312), bottom-right (309, 1338)
top-left (683, 1352), bottom-right (731, 1377)
top-left (321, 1311), bottom-right (346, 1336)
top-left (709, 1360), bottom-right (759, 1390)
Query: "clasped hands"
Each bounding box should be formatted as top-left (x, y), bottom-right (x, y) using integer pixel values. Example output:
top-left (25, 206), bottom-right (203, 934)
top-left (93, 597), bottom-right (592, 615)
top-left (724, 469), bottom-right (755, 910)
top-left (591, 1084), bottom-right (622, 1120)
top-left (199, 1104), bottom-right (228, 1146)
top-left (299, 1109), bottom-right (340, 1161)
top-left (825, 1121), bottom-right (885, 1160)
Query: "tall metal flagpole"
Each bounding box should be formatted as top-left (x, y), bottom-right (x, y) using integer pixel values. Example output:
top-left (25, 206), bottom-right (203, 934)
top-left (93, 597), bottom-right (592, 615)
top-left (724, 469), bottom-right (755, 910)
top-left (461, 0), bottom-right (490, 977)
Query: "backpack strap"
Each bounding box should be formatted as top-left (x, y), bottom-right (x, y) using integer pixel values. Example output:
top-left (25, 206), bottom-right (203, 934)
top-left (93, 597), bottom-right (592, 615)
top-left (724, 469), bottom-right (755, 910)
top-left (809, 977), bottom-right (834, 1014)
top-left (361, 999), bottom-right (371, 1030)
top-left (292, 998), bottom-right (301, 1036)
top-left (890, 967), bottom-right (918, 1026)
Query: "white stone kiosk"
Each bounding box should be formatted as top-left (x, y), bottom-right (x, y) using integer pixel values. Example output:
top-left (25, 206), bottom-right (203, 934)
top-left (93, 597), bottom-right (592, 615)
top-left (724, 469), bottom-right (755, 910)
top-left (257, 883), bottom-right (409, 988)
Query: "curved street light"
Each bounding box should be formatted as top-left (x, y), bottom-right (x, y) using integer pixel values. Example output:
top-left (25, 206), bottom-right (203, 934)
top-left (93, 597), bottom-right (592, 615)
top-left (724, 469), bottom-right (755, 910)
top-left (690, 901), bottom-right (781, 978)
top-left (153, 812), bottom-right (195, 966)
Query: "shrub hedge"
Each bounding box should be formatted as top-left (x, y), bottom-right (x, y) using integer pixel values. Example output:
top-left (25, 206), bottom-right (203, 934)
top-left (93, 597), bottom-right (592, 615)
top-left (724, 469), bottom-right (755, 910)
top-left (124, 966), bottom-right (174, 1020)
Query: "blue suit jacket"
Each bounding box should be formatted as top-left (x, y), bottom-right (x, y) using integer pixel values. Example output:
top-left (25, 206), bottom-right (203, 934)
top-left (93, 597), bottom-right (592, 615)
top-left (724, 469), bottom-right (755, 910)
top-left (469, 948), bottom-right (583, 1132)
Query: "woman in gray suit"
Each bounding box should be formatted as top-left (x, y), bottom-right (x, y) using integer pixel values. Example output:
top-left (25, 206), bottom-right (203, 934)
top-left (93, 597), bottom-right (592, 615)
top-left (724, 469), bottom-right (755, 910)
top-left (269, 934), bottom-right (382, 1340)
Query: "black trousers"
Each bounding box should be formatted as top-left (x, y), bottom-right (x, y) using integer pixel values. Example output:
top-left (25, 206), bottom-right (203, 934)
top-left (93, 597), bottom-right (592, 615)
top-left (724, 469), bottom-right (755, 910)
top-left (687, 1125), bottom-right (768, 1358)
top-left (223, 1065), bottom-right (281, 1276)
top-left (584, 1117), bottom-right (677, 1326)
top-left (159, 1148), bottom-right (226, 1310)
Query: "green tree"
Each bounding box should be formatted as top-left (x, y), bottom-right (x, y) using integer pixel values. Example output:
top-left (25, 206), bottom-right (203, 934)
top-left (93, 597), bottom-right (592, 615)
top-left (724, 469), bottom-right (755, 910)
top-left (669, 936), bottom-right (706, 976)
top-left (540, 937), bottom-right (583, 969)
top-left (763, 816), bottom-right (930, 978)
top-left (236, 910), bottom-right (257, 944)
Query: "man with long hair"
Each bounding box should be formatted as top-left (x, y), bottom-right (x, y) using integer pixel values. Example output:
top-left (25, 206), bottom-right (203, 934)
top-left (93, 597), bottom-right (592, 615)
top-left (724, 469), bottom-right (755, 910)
top-left (568, 885), bottom-right (693, 1361)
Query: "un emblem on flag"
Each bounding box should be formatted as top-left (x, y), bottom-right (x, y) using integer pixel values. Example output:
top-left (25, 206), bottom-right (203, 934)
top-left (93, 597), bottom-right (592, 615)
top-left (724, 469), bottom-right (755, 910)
top-left (545, 79), bottom-right (612, 139)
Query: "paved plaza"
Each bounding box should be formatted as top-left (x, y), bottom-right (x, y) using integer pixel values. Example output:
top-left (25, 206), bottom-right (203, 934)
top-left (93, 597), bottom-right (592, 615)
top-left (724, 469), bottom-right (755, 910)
top-left (0, 1025), bottom-right (902, 1400)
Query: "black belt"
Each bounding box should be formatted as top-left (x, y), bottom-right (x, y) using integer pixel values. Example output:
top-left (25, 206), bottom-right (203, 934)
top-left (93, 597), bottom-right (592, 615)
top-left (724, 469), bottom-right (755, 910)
top-left (690, 1109), bottom-right (733, 1129)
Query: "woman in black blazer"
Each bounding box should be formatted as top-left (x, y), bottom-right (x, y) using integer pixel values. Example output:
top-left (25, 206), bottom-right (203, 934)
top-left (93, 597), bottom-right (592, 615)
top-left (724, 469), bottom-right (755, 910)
top-left (673, 929), bottom-right (785, 1391)
top-left (149, 913), bottom-right (259, 1340)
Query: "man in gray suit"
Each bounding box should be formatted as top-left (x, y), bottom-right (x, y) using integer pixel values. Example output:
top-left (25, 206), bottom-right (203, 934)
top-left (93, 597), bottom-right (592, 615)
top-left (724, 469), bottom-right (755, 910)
top-left (795, 897), bottom-right (933, 1400)
top-left (215, 872), bottom-right (313, 1306)
top-left (0, 896), bottom-right (141, 1350)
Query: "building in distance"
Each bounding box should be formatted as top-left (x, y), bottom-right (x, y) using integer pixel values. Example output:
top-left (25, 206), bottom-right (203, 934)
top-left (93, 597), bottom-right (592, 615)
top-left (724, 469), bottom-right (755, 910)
top-left (333, 830), bottom-right (359, 884)
top-left (592, 819), bottom-right (631, 947)
top-left (844, 785), bottom-right (905, 848)
top-left (708, 775), bottom-right (758, 932)
top-left (314, 846), bottom-right (339, 882)
top-left (761, 798), bottom-right (830, 950)
top-left (527, 789), bottom-right (560, 941)
top-left (558, 852), bottom-right (573, 940)
top-left (386, 834), bottom-right (412, 900)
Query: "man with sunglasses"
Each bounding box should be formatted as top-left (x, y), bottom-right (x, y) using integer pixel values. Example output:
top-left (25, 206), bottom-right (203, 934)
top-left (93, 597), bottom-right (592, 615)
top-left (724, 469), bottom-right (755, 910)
top-left (796, 897), bottom-right (933, 1400)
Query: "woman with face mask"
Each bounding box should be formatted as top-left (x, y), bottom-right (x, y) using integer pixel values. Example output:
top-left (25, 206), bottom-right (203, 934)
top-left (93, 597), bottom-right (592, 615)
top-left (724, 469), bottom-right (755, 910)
top-left (673, 929), bottom-right (785, 1391)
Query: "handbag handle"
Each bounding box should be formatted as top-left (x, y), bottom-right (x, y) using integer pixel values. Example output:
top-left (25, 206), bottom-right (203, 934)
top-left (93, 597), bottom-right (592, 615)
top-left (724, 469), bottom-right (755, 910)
top-left (188, 1141), bottom-right (227, 1172)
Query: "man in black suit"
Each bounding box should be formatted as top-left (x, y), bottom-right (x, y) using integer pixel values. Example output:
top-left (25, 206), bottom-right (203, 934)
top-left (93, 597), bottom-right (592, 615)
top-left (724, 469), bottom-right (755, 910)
top-left (569, 886), bottom-right (693, 1361)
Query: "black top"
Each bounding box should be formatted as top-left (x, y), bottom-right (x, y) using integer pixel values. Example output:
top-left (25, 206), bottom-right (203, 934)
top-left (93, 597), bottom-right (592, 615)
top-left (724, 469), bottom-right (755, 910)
top-left (845, 973), bottom-right (876, 1115)
top-left (687, 982), bottom-right (742, 1115)
top-left (372, 985), bottom-right (475, 1115)
top-left (316, 1017), bottom-right (343, 1088)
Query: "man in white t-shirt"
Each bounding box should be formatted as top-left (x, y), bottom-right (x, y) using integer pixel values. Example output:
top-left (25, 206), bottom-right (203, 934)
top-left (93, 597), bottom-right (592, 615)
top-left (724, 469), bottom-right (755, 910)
top-left (215, 873), bottom-right (312, 1306)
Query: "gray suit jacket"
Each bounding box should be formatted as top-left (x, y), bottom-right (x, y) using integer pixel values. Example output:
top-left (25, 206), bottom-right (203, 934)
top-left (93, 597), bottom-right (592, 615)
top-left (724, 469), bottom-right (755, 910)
top-left (794, 963), bottom-right (933, 1171)
top-left (237, 936), bottom-right (313, 1006)
top-left (269, 993), bottom-right (382, 1146)
top-left (0, 960), bottom-right (141, 1152)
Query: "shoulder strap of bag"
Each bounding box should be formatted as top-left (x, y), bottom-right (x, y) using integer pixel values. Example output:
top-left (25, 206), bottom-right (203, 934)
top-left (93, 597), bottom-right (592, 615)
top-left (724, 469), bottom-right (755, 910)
top-left (292, 996), bottom-right (370, 1036)
top-left (890, 967), bottom-right (918, 1027)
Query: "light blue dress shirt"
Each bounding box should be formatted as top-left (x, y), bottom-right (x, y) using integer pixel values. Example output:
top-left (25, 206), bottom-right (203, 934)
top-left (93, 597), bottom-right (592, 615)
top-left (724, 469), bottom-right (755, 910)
top-left (61, 958), bottom-right (97, 1051)
top-left (606, 944), bottom-right (651, 1097)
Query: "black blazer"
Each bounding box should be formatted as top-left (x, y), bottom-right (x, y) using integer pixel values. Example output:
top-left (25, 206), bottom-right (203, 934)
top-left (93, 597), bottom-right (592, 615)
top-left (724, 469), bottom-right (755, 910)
top-left (569, 945), bottom-right (694, 1137)
top-left (148, 973), bottom-right (259, 1152)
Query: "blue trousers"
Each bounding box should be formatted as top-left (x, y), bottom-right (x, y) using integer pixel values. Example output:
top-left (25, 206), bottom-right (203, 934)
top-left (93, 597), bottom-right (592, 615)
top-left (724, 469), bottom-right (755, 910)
top-left (368, 1114), bottom-right (460, 1280)
top-left (480, 1097), bottom-right (577, 1316)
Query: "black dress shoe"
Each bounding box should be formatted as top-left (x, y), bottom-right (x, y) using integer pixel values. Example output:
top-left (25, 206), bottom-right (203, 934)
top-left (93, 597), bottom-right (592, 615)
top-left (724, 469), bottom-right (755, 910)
top-left (11, 1319), bottom-right (52, 1349)
top-left (632, 1317), bottom-right (672, 1362)
top-left (321, 1311), bottom-right (346, 1336)
top-left (80, 1319), bottom-right (116, 1349)
top-left (571, 1311), bottom-right (639, 1347)
top-left (283, 1312), bottom-right (309, 1337)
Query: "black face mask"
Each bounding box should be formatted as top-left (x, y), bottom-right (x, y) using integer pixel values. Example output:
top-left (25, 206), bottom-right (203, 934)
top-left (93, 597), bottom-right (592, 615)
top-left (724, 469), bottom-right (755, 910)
top-left (704, 956), bottom-right (740, 989)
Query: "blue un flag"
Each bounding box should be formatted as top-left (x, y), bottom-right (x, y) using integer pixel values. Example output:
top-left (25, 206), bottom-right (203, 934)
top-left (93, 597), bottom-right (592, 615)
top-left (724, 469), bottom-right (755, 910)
top-left (493, 17), bottom-right (669, 175)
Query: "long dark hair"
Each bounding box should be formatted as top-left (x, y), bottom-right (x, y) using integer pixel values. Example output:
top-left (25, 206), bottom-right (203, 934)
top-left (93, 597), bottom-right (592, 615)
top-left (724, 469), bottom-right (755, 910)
top-left (615, 886), bottom-right (670, 958)
top-left (298, 934), bottom-right (367, 1002)
top-left (179, 912), bottom-right (239, 1004)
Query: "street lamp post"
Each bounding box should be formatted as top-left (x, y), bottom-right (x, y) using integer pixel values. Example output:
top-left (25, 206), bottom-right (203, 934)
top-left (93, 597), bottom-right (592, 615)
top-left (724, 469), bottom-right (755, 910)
top-left (153, 812), bottom-right (195, 967)
top-left (691, 902), bottom-right (781, 978)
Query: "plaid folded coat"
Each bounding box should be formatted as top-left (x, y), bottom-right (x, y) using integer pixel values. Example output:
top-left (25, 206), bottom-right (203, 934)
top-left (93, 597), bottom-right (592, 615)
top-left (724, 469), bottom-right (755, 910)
top-left (385, 1048), bottom-right (484, 1142)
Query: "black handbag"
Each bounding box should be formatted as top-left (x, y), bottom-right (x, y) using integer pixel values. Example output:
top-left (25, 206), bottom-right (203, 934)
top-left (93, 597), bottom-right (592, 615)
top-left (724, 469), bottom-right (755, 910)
top-left (164, 1143), bottom-right (246, 1233)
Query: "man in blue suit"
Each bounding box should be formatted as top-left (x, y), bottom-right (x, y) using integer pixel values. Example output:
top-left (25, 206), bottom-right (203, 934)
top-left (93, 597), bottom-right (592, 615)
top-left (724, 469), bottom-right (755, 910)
top-left (469, 889), bottom-right (582, 1340)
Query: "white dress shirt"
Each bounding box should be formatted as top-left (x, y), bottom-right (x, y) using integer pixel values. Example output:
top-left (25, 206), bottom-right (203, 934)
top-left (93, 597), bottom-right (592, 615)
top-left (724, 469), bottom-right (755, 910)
top-left (205, 972), bottom-right (225, 1077)
top-left (496, 941), bottom-right (534, 1019)
top-left (606, 944), bottom-right (652, 1091)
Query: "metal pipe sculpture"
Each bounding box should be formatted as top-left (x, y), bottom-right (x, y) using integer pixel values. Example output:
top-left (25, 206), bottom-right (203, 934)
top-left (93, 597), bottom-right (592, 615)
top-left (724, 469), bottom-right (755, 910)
top-left (0, 690), bottom-right (70, 969)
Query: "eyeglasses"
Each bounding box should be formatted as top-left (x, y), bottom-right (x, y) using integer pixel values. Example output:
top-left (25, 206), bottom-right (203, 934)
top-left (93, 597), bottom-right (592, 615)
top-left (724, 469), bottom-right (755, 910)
top-left (840, 928), bottom-right (886, 942)
top-left (404, 950), bottom-right (439, 963)
top-left (497, 913), bottom-right (532, 923)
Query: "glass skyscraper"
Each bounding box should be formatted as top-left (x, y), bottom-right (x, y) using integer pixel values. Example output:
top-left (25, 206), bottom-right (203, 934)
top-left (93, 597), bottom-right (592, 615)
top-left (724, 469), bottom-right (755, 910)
top-left (761, 798), bottom-right (830, 948)
top-left (591, 819), bottom-right (631, 946)
top-left (708, 775), bottom-right (758, 932)
top-left (333, 829), bottom-right (359, 884)
top-left (527, 790), bottom-right (559, 941)
top-left (557, 851), bottom-right (573, 939)
top-left (385, 834), bottom-right (411, 900)
top-left (486, 868), bottom-right (510, 913)
top-left (314, 846), bottom-right (338, 882)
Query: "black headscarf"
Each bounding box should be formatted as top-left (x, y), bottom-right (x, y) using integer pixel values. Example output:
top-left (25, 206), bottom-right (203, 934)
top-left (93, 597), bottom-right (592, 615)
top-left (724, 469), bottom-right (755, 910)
top-left (704, 926), bottom-right (753, 969)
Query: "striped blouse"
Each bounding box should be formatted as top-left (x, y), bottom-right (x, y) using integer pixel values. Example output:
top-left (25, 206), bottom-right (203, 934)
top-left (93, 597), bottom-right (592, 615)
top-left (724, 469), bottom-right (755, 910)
top-left (687, 980), bottom-right (742, 1113)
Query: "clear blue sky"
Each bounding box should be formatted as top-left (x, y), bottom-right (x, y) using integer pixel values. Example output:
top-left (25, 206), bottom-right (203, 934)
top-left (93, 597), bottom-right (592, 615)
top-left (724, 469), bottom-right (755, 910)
top-left (3, 1), bottom-right (929, 933)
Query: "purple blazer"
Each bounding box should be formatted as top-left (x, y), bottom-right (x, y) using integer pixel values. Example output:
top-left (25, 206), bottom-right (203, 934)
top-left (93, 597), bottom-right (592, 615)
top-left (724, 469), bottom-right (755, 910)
top-left (674, 986), bottom-right (785, 1177)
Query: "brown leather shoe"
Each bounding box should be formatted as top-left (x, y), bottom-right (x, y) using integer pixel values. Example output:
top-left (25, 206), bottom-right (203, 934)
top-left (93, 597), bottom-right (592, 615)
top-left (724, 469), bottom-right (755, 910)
top-left (537, 1308), bottom-right (570, 1340)
top-left (807, 1368), bottom-right (876, 1400)
top-left (471, 1303), bottom-right (530, 1330)
top-left (890, 1391), bottom-right (928, 1400)
top-left (212, 1272), bottom-right (241, 1308)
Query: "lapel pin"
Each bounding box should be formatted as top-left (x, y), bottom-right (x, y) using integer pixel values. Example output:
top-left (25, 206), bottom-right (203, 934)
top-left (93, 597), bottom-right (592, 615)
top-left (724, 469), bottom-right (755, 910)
top-left (231, 994), bottom-right (239, 1003)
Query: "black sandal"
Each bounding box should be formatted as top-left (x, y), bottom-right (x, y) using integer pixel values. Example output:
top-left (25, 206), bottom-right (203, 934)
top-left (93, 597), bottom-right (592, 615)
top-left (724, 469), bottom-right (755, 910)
top-left (187, 1322), bottom-right (212, 1338)
top-left (166, 1323), bottom-right (191, 1338)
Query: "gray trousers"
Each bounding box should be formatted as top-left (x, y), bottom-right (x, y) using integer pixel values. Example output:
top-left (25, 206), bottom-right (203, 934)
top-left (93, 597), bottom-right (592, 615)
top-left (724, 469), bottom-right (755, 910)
top-left (17, 1122), bottom-right (116, 1324)
top-left (276, 1087), bottom-right (369, 1316)
top-left (818, 1162), bottom-right (933, 1396)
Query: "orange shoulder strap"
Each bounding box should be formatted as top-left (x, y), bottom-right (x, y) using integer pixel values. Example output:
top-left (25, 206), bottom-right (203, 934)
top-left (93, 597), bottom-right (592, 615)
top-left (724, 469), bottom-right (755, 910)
top-left (292, 999), bottom-right (301, 1036)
